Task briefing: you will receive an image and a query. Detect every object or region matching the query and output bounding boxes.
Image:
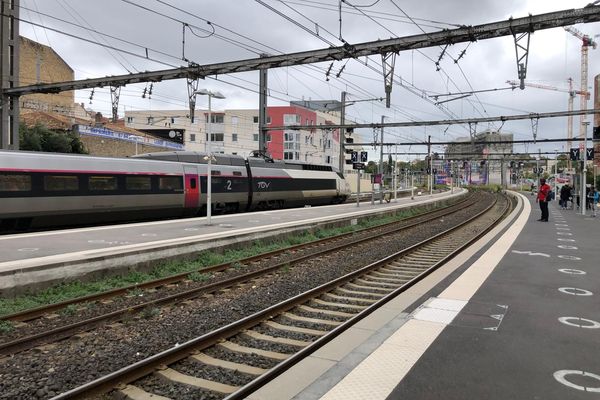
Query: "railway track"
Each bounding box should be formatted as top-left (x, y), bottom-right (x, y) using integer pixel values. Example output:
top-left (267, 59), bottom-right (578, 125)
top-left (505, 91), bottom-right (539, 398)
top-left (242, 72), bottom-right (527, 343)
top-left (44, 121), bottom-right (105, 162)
top-left (48, 193), bottom-right (511, 400)
top-left (0, 194), bottom-right (475, 356)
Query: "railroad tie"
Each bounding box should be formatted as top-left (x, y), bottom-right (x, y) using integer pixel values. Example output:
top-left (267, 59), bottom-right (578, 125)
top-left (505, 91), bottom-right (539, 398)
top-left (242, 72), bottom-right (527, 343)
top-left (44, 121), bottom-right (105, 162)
top-left (117, 384), bottom-right (172, 400)
top-left (190, 353), bottom-right (267, 376)
top-left (298, 305), bottom-right (355, 317)
top-left (282, 311), bottom-right (342, 326)
top-left (322, 293), bottom-right (377, 304)
top-left (242, 330), bottom-right (312, 347)
top-left (264, 320), bottom-right (327, 336)
top-left (155, 368), bottom-right (239, 394)
top-left (218, 340), bottom-right (290, 360)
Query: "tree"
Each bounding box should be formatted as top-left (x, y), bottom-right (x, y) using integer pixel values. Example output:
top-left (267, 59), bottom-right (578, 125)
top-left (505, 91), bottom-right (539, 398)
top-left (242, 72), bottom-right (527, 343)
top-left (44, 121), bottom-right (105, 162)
top-left (20, 123), bottom-right (87, 154)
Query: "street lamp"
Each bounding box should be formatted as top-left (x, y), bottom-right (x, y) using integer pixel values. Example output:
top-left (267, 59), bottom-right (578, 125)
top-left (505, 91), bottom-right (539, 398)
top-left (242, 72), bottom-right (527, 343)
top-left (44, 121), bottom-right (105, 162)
top-left (194, 89), bottom-right (226, 225)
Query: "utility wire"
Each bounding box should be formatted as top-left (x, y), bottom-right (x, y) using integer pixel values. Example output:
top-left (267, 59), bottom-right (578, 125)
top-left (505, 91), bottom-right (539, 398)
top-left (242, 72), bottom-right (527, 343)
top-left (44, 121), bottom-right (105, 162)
top-left (55, 0), bottom-right (137, 73)
top-left (14, 8), bottom-right (182, 67)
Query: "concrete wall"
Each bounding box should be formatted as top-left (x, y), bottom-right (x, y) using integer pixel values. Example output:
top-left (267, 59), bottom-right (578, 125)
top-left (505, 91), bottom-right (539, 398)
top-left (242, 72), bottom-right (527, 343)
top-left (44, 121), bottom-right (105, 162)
top-left (80, 135), bottom-right (167, 158)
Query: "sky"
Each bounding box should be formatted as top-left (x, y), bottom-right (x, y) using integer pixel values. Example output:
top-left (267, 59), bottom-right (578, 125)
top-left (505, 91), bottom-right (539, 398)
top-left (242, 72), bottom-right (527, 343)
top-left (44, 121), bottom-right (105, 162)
top-left (17, 0), bottom-right (600, 161)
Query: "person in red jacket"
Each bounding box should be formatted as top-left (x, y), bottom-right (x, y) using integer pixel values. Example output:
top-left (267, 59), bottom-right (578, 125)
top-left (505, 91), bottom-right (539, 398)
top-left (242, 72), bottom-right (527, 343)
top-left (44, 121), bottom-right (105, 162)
top-left (536, 178), bottom-right (551, 222)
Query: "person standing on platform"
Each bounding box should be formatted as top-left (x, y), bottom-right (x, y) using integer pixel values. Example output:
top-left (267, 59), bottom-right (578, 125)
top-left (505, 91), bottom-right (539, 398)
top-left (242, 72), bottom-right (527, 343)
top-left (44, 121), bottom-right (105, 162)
top-left (560, 184), bottom-right (572, 210)
top-left (536, 178), bottom-right (551, 222)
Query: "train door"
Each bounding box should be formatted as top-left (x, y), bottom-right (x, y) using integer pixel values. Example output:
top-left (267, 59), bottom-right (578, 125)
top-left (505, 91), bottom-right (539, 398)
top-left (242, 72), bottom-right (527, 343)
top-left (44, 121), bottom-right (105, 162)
top-left (183, 165), bottom-right (199, 210)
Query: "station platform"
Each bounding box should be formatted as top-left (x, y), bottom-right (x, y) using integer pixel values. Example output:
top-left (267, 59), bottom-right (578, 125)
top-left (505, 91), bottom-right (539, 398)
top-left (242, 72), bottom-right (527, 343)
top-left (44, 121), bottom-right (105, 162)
top-left (0, 188), bottom-right (462, 295)
top-left (250, 191), bottom-right (600, 400)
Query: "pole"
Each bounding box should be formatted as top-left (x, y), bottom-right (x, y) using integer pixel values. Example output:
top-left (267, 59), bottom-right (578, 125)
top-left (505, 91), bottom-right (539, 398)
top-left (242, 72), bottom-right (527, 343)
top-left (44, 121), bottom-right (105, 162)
top-left (258, 54), bottom-right (268, 156)
top-left (207, 94), bottom-right (213, 225)
top-left (410, 172), bottom-right (414, 200)
top-left (394, 144), bottom-right (398, 201)
top-left (581, 122), bottom-right (589, 216)
top-left (554, 149), bottom-right (558, 195)
top-left (356, 170), bottom-right (360, 207)
top-left (339, 91), bottom-right (346, 174)
top-left (450, 161), bottom-right (454, 194)
top-left (379, 115), bottom-right (385, 204)
top-left (428, 135), bottom-right (432, 196)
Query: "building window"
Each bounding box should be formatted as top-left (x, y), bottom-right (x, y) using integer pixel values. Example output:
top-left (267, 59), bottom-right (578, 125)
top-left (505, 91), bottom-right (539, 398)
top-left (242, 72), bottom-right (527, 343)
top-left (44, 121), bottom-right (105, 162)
top-left (190, 134), bottom-right (196, 142)
top-left (126, 116), bottom-right (134, 123)
top-left (326, 156), bottom-right (331, 164)
top-left (283, 114), bottom-right (300, 125)
top-left (267, 116), bottom-right (272, 124)
top-left (253, 134), bottom-right (259, 141)
top-left (232, 133), bottom-right (238, 142)
top-left (206, 133), bottom-right (224, 142)
top-left (232, 116), bottom-right (239, 125)
top-left (253, 116), bottom-right (259, 123)
top-left (206, 114), bottom-right (224, 124)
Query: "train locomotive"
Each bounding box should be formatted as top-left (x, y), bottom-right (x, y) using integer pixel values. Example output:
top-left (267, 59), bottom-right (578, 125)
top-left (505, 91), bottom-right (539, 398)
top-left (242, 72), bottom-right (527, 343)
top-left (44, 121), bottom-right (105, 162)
top-left (0, 150), bottom-right (351, 230)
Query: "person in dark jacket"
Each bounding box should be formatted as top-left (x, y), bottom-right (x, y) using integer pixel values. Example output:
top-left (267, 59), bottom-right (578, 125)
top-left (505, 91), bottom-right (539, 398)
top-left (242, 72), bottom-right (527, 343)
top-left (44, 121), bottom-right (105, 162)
top-left (560, 184), bottom-right (571, 209)
top-left (536, 178), bottom-right (551, 221)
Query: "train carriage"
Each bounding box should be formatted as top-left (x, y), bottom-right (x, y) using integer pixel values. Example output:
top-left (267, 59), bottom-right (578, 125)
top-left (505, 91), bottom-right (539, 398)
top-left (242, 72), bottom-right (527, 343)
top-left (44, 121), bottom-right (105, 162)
top-left (0, 150), bottom-right (350, 230)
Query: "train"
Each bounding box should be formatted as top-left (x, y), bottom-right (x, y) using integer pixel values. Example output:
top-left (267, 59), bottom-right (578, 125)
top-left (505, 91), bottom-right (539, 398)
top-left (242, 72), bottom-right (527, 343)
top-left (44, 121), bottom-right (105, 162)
top-left (0, 150), bottom-right (351, 230)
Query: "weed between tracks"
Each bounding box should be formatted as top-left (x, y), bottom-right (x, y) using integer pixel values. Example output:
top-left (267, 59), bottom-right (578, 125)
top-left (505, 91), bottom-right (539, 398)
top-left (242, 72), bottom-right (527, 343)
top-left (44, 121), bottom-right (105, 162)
top-left (0, 199), bottom-right (454, 317)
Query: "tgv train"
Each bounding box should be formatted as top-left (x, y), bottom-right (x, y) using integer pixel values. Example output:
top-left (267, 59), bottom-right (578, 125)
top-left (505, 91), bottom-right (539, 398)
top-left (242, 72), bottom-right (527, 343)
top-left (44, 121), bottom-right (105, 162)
top-left (0, 150), bottom-right (351, 230)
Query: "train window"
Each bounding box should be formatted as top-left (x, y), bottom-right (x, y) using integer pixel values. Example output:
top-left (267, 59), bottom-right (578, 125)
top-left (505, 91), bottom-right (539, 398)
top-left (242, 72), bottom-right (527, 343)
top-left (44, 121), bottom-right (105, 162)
top-left (190, 178), bottom-right (197, 189)
top-left (44, 175), bottom-right (79, 191)
top-left (126, 176), bottom-right (151, 191)
top-left (212, 170), bottom-right (221, 176)
top-left (89, 176), bottom-right (118, 191)
top-left (233, 171), bottom-right (242, 176)
top-left (159, 176), bottom-right (183, 191)
top-left (0, 173), bottom-right (31, 191)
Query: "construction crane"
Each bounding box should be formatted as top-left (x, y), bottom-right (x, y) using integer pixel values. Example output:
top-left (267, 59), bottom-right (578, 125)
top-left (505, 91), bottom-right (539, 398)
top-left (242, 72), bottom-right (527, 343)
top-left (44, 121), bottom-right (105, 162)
top-left (507, 79), bottom-right (586, 154)
top-left (564, 26), bottom-right (597, 151)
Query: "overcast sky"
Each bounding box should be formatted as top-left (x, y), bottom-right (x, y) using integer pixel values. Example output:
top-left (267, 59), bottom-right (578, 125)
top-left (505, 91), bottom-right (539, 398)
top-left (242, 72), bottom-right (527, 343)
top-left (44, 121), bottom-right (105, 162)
top-left (18, 0), bottom-right (600, 159)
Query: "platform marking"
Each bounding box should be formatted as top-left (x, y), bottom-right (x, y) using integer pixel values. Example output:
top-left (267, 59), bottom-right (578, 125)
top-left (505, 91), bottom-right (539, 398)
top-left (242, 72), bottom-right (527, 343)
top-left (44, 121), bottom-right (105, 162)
top-left (141, 233), bottom-right (157, 237)
top-left (557, 232), bottom-right (573, 236)
top-left (558, 268), bottom-right (586, 275)
top-left (553, 370), bottom-right (600, 392)
top-left (558, 287), bottom-right (593, 296)
top-left (557, 245), bottom-right (578, 250)
top-left (558, 255), bottom-right (581, 261)
top-left (218, 224), bottom-right (234, 228)
top-left (557, 238), bottom-right (576, 242)
top-left (184, 228), bottom-right (199, 231)
top-left (558, 317), bottom-right (600, 329)
top-left (511, 250), bottom-right (550, 257)
top-left (554, 224), bottom-right (568, 226)
top-left (247, 220), bottom-right (260, 223)
top-left (87, 239), bottom-right (131, 245)
top-left (556, 227), bottom-right (571, 230)
top-left (17, 248), bottom-right (39, 252)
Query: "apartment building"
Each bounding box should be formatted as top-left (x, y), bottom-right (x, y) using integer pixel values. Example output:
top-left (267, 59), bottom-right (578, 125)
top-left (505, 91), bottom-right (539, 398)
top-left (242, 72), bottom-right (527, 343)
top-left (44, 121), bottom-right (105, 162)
top-left (124, 102), bottom-right (345, 170)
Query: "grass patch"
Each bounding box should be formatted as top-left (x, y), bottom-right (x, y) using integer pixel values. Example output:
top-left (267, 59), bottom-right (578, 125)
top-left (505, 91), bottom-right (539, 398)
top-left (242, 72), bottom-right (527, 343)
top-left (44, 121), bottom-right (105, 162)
top-left (0, 320), bottom-right (14, 334)
top-left (188, 272), bottom-right (210, 282)
top-left (0, 197), bottom-right (463, 318)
